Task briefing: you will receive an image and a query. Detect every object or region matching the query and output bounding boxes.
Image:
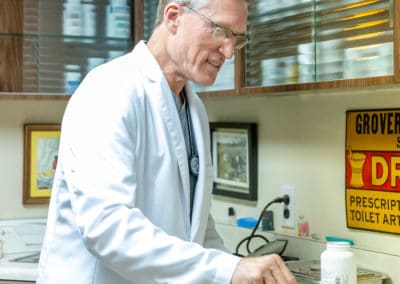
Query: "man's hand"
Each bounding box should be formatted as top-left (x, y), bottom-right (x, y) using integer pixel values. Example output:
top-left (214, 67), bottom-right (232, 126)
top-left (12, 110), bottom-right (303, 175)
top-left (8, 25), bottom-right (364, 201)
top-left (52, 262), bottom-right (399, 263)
top-left (231, 254), bottom-right (297, 284)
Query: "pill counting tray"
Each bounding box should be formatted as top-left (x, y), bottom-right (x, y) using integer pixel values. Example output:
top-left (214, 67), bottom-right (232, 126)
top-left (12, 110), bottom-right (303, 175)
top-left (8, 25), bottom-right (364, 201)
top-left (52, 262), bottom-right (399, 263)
top-left (286, 260), bottom-right (388, 284)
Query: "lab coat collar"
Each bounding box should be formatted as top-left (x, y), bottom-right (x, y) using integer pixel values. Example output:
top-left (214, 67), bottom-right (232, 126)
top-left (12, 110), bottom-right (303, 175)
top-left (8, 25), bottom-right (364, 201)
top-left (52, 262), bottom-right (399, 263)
top-left (133, 40), bottom-right (165, 84)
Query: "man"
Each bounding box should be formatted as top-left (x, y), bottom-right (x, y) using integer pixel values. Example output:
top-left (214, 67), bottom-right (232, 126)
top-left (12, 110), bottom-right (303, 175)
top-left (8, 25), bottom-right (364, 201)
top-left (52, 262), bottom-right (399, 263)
top-left (37, 0), bottom-right (297, 283)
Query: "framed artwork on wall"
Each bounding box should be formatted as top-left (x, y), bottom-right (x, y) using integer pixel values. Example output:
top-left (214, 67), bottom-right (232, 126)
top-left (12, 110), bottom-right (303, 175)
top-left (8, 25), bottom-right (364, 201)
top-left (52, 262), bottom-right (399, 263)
top-left (23, 124), bottom-right (61, 205)
top-left (210, 122), bottom-right (257, 201)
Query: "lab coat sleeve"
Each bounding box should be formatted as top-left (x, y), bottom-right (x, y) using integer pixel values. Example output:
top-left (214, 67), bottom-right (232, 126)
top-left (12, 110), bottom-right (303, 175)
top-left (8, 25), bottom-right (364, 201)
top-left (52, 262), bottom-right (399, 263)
top-left (59, 68), bottom-right (240, 283)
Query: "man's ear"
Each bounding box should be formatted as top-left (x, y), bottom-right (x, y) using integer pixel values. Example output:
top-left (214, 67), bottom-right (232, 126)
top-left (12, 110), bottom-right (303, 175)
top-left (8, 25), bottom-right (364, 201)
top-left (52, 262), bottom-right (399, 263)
top-left (163, 3), bottom-right (181, 34)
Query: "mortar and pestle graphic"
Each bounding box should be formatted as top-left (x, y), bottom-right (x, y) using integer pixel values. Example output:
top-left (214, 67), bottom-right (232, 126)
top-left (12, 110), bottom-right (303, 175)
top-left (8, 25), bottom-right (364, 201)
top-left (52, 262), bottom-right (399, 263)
top-left (347, 146), bottom-right (366, 187)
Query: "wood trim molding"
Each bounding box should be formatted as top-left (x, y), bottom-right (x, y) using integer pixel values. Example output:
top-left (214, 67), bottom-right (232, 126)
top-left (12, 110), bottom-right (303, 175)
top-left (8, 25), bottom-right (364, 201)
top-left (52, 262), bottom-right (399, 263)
top-left (234, 48), bottom-right (245, 95)
top-left (133, 0), bottom-right (144, 44)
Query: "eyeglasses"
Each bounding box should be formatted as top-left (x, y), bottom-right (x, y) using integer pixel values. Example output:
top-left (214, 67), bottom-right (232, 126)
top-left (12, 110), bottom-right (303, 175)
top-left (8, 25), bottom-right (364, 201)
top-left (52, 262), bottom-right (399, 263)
top-left (182, 5), bottom-right (248, 50)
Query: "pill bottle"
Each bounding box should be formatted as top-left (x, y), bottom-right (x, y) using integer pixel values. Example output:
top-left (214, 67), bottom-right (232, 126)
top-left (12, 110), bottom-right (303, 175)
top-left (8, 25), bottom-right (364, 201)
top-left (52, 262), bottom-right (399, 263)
top-left (63, 0), bottom-right (83, 39)
top-left (321, 242), bottom-right (356, 284)
top-left (106, 0), bottom-right (130, 39)
top-left (82, 2), bottom-right (96, 39)
top-left (64, 65), bottom-right (81, 94)
top-left (297, 215), bottom-right (309, 237)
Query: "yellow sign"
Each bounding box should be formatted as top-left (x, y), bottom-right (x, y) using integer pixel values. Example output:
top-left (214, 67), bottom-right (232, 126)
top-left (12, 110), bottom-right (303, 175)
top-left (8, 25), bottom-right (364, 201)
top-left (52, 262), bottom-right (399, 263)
top-left (346, 109), bottom-right (400, 234)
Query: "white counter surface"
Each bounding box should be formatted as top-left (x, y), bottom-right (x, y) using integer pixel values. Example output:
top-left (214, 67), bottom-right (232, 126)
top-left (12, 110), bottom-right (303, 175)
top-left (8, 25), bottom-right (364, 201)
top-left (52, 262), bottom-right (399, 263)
top-left (0, 218), bottom-right (45, 281)
top-left (0, 252), bottom-right (38, 281)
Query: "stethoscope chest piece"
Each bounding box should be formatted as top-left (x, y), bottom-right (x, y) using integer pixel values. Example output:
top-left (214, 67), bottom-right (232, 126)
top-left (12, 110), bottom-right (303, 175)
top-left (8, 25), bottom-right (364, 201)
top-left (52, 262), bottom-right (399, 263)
top-left (189, 155), bottom-right (199, 176)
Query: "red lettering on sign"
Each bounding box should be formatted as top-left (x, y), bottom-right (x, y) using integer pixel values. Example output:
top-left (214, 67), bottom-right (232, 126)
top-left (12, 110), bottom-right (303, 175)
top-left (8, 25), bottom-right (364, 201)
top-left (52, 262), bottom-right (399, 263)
top-left (345, 151), bottom-right (400, 191)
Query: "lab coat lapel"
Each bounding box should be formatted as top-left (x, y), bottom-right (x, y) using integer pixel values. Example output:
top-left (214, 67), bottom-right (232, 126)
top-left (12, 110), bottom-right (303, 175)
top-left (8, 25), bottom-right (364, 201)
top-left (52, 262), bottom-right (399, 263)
top-left (156, 81), bottom-right (191, 210)
top-left (185, 86), bottom-right (212, 240)
top-left (136, 41), bottom-right (192, 231)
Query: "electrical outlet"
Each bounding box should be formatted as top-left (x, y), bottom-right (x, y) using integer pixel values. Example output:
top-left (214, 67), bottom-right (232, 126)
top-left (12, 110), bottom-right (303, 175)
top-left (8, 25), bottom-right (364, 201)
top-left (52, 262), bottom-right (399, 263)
top-left (281, 185), bottom-right (295, 228)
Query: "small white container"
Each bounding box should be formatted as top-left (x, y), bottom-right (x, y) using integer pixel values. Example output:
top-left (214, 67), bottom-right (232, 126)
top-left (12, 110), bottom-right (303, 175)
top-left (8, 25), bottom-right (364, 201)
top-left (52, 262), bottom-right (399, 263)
top-left (64, 72), bottom-right (81, 94)
top-left (63, 3), bottom-right (83, 37)
top-left (106, 0), bottom-right (130, 39)
top-left (64, 65), bottom-right (81, 94)
top-left (82, 3), bottom-right (96, 38)
top-left (321, 242), bottom-right (356, 284)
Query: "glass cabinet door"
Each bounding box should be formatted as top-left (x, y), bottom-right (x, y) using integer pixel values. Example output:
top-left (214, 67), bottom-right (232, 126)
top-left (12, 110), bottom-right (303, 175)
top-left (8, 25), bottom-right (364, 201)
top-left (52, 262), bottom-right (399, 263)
top-left (315, 0), bottom-right (393, 80)
top-left (143, 0), bottom-right (158, 40)
top-left (245, 0), bottom-right (394, 87)
top-left (2, 0), bottom-right (133, 94)
top-left (246, 0), bottom-right (314, 86)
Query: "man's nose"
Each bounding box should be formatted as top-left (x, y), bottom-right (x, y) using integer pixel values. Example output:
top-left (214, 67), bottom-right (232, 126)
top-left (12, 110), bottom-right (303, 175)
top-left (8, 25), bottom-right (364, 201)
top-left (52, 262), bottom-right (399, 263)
top-left (219, 38), bottom-right (235, 59)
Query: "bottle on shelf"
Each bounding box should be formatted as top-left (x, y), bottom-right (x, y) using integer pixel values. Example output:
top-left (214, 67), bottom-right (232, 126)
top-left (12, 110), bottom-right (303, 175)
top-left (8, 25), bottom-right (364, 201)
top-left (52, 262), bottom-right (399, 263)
top-left (64, 64), bottom-right (82, 94)
top-left (106, 0), bottom-right (131, 39)
top-left (82, 1), bottom-right (96, 41)
top-left (63, 0), bottom-right (83, 40)
top-left (297, 215), bottom-right (309, 237)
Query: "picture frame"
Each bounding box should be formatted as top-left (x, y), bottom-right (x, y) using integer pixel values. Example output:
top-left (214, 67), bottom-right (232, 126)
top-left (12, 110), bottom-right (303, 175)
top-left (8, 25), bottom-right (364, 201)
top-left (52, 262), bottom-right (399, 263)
top-left (23, 124), bottom-right (61, 205)
top-left (210, 122), bottom-right (257, 201)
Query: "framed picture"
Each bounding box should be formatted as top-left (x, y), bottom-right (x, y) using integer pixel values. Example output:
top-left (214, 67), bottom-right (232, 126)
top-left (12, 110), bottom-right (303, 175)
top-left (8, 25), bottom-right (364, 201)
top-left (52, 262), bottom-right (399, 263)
top-left (23, 124), bottom-right (61, 205)
top-left (210, 122), bottom-right (257, 201)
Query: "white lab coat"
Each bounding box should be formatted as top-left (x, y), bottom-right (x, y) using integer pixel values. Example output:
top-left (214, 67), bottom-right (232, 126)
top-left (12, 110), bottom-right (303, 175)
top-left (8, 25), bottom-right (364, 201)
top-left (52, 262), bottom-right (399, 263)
top-left (37, 41), bottom-right (240, 284)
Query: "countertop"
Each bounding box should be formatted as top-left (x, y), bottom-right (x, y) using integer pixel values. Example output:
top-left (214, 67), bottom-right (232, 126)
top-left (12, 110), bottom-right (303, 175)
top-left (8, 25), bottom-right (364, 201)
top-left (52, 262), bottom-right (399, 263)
top-left (0, 252), bottom-right (38, 281)
top-left (0, 218), bottom-right (45, 282)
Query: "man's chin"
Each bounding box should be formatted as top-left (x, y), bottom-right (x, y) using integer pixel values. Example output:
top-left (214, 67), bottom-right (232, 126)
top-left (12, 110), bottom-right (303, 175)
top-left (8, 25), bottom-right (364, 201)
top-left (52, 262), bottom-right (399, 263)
top-left (192, 77), bottom-right (217, 87)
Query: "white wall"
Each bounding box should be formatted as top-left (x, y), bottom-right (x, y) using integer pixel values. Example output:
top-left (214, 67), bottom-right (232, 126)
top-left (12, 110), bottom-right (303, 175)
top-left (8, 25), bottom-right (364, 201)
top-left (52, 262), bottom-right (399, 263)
top-left (0, 100), bottom-right (68, 219)
top-left (204, 86), bottom-right (400, 283)
top-left (1, 86), bottom-right (400, 282)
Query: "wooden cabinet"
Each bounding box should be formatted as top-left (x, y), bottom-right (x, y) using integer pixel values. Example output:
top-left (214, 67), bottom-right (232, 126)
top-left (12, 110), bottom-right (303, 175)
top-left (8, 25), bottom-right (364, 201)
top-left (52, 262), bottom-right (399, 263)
top-left (0, 0), bottom-right (23, 93)
top-left (235, 0), bottom-right (400, 96)
top-left (196, 0), bottom-right (400, 96)
top-left (0, 0), bottom-right (134, 99)
top-left (137, 0), bottom-right (400, 97)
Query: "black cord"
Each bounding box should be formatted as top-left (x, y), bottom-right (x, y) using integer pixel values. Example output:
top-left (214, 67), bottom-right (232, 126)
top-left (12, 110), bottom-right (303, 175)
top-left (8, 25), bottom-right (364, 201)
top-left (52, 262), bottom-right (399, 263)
top-left (234, 195), bottom-right (289, 256)
top-left (233, 234), bottom-right (269, 257)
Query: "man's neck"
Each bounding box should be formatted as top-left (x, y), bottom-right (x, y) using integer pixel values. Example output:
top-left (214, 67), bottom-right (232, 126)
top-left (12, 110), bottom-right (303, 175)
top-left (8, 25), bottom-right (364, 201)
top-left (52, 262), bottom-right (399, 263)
top-left (147, 30), bottom-right (186, 96)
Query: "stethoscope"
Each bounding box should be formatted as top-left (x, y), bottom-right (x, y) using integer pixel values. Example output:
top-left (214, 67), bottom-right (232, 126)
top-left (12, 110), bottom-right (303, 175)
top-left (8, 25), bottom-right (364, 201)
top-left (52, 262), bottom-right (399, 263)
top-left (182, 90), bottom-right (199, 177)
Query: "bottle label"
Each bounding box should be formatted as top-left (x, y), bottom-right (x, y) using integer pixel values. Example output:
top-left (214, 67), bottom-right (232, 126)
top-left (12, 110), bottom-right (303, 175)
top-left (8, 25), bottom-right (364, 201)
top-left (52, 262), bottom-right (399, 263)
top-left (321, 273), bottom-right (347, 284)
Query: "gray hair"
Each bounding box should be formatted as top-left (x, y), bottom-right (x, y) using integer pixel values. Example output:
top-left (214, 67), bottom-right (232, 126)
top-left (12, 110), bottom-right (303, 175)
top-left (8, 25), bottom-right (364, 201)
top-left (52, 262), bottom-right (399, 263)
top-left (154, 0), bottom-right (211, 27)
